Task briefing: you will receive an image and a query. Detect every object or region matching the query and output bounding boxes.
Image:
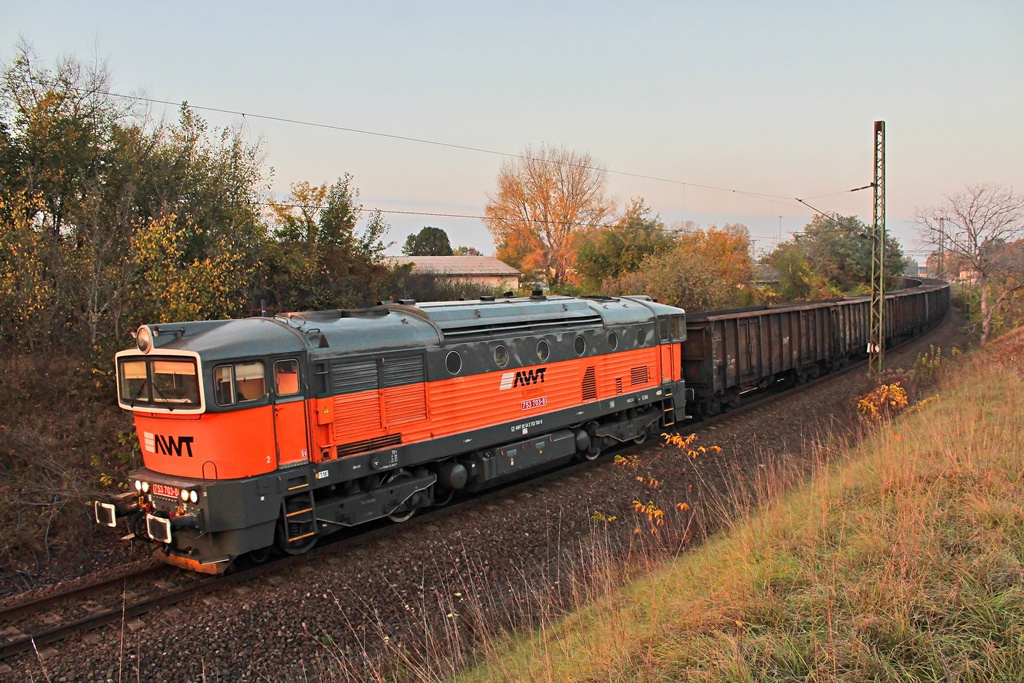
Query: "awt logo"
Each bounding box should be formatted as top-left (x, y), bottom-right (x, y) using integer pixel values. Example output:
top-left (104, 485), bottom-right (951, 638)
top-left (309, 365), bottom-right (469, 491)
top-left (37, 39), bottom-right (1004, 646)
top-left (144, 431), bottom-right (195, 457)
top-left (499, 367), bottom-right (547, 390)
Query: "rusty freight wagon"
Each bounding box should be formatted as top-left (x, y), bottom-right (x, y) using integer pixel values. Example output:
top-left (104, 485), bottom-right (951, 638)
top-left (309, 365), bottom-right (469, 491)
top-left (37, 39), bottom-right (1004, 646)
top-left (681, 279), bottom-right (950, 416)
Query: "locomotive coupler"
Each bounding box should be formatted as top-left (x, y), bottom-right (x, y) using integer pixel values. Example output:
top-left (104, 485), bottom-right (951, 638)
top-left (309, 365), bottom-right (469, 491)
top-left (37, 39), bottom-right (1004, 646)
top-left (145, 512), bottom-right (199, 544)
top-left (93, 490), bottom-right (141, 528)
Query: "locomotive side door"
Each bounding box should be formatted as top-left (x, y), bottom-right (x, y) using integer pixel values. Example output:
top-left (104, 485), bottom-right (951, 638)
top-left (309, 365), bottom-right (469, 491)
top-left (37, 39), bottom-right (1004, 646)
top-left (658, 315), bottom-right (683, 382)
top-left (271, 358), bottom-right (310, 468)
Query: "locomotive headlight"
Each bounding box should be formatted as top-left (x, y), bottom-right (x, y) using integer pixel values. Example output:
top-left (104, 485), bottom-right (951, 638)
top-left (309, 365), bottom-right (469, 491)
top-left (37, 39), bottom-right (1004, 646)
top-left (134, 480), bottom-right (142, 491)
top-left (181, 489), bottom-right (190, 502)
top-left (135, 325), bottom-right (153, 353)
top-left (141, 481), bottom-right (150, 493)
top-left (189, 490), bottom-right (198, 504)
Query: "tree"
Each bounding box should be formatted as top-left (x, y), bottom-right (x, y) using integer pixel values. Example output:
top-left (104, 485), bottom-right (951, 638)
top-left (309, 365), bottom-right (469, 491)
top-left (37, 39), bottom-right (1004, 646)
top-left (0, 45), bottom-right (269, 352)
top-left (264, 174), bottom-right (393, 311)
top-left (402, 226), bottom-right (453, 256)
top-left (605, 225), bottom-right (756, 311)
top-left (575, 198), bottom-right (675, 291)
top-left (129, 215), bottom-right (251, 324)
top-left (769, 241), bottom-right (841, 301)
top-left (766, 214), bottom-right (908, 301)
top-left (917, 184), bottom-right (1024, 342)
top-left (484, 144), bottom-right (613, 287)
top-left (452, 245), bottom-right (482, 256)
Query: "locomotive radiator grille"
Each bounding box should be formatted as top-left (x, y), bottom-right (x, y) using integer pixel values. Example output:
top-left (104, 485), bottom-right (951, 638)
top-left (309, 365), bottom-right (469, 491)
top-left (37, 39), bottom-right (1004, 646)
top-left (582, 366), bottom-right (597, 402)
top-left (336, 433), bottom-right (402, 458)
top-left (630, 366), bottom-right (649, 385)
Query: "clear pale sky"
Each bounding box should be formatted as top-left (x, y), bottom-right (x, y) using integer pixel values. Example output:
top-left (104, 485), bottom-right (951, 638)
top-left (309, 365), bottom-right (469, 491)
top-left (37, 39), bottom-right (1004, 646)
top-left (4, 1), bottom-right (1022, 261)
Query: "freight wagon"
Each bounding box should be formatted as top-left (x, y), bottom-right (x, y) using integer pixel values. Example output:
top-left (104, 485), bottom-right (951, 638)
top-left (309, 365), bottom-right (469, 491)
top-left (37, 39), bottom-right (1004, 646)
top-left (681, 278), bottom-right (950, 415)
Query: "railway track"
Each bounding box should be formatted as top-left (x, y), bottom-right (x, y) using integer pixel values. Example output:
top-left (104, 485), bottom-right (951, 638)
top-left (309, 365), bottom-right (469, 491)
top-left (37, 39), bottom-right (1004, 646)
top-left (0, 455), bottom-right (603, 663)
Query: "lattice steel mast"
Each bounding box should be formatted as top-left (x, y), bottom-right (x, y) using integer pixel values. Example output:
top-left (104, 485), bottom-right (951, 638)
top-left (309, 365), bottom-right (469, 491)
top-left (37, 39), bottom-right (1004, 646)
top-left (869, 121), bottom-right (886, 375)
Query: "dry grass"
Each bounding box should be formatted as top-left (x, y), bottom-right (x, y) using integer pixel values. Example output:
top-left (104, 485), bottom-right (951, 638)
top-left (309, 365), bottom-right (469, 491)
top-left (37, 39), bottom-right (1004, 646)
top-left (450, 341), bottom-right (1024, 681)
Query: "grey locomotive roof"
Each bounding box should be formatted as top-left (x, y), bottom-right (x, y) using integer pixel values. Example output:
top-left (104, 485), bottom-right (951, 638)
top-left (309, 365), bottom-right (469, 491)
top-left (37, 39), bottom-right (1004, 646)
top-left (143, 294), bottom-right (686, 361)
top-left (412, 296), bottom-right (603, 339)
top-left (597, 296), bottom-right (684, 325)
top-left (293, 308), bottom-right (443, 356)
top-left (145, 318), bottom-right (307, 361)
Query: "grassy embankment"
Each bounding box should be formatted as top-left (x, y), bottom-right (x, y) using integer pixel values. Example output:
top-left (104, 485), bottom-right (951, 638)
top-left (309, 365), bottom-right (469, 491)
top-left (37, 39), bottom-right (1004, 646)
top-left (458, 333), bottom-right (1024, 681)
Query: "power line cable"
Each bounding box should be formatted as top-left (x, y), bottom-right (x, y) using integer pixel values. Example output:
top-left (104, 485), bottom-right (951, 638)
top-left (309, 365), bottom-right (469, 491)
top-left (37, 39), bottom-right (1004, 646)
top-left (103, 90), bottom-right (846, 212)
top-left (262, 199), bottom-right (809, 238)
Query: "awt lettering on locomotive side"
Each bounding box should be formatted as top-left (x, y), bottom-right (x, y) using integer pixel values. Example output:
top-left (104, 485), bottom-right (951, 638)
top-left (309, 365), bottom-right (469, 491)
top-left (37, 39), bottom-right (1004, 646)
top-left (144, 431), bottom-right (195, 457)
top-left (498, 367), bottom-right (547, 390)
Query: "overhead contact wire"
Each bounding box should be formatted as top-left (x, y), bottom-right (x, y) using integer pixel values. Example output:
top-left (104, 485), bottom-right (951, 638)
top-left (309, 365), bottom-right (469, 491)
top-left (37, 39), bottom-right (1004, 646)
top-left (101, 90), bottom-right (841, 211)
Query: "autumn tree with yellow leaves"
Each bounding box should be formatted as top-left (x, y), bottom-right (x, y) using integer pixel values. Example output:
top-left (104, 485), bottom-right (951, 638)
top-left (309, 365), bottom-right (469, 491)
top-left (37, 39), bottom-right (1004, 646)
top-left (484, 144), bottom-right (613, 287)
top-left (605, 224), bottom-right (758, 312)
top-left (0, 45), bottom-right (400, 355)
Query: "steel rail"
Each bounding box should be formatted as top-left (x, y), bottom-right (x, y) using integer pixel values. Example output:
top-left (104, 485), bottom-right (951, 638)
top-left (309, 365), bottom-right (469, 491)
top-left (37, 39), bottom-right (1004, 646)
top-left (0, 561), bottom-right (164, 624)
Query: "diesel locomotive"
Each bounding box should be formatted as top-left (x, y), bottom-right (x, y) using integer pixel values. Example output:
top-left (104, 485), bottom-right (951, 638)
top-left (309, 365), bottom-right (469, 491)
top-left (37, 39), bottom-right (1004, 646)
top-left (95, 293), bottom-right (690, 573)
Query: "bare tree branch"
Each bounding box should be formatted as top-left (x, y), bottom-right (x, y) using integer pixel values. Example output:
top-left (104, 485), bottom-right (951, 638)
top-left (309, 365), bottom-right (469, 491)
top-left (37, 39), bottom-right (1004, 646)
top-left (917, 184), bottom-right (1024, 342)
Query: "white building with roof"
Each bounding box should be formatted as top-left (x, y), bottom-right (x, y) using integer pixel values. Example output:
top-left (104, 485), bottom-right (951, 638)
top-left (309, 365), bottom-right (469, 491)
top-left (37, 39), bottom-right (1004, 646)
top-left (389, 256), bottom-right (521, 291)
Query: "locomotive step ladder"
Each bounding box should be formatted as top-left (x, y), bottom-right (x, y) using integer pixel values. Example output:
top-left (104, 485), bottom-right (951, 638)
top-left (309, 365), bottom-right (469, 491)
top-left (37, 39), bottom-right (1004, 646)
top-left (662, 389), bottom-right (676, 428)
top-left (283, 489), bottom-right (316, 545)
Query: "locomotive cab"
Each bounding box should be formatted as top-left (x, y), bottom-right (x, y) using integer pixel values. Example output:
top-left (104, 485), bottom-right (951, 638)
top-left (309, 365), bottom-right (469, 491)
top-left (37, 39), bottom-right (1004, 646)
top-left (100, 320), bottom-right (314, 572)
top-left (114, 350), bottom-right (311, 480)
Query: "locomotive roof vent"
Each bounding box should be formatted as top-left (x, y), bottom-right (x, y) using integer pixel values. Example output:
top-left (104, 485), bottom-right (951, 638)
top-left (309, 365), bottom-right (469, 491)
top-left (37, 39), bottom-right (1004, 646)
top-left (503, 290), bottom-right (515, 298)
top-left (480, 295), bottom-right (495, 302)
top-left (397, 298), bottom-right (417, 306)
top-left (530, 288), bottom-right (547, 301)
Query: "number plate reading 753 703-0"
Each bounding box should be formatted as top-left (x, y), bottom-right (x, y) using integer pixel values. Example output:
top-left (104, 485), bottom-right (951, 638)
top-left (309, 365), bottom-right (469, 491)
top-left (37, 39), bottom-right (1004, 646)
top-left (152, 483), bottom-right (180, 500)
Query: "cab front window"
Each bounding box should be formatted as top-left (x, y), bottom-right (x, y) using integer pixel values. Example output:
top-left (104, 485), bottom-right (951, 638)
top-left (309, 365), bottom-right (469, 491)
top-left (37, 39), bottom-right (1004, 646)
top-left (119, 360), bottom-right (149, 405)
top-left (118, 357), bottom-right (200, 409)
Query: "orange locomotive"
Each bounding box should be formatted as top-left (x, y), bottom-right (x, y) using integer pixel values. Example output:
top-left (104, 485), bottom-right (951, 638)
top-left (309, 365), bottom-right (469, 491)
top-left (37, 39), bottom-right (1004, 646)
top-left (95, 294), bottom-right (690, 573)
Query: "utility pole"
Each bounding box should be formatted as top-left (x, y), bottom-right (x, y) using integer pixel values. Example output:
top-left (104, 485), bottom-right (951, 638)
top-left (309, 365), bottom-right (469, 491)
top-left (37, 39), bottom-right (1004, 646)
top-left (937, 217), bottom-right (945, 279)
top-left (869, 121), bottom-right (886, 375)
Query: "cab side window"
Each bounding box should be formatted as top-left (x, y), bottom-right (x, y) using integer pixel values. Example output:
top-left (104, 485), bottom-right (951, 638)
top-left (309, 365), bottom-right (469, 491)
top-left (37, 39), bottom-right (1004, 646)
top-left (274, 359), bottom-right (300, 396)
top-left (671, 316), bottom-right (686, 340)
top-left (236, 362), bottom-right (267, 401)
top-left (214, 366), bottom-right (234, 405)
top-left (214, 361), bottom-right (267, 405)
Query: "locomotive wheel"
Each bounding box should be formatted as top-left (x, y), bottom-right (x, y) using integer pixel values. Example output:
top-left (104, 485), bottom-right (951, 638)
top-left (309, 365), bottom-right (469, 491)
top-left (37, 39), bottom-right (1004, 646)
top-left (385, 469), bottom-right (417, 523)
top-left (633, 431), bottom-right (647, 445)
top-left (579, 422), bottom-right (602, 461)
top-left (433, 486), bottom-right (456, 507)
top-left (248, 546), bottom-right (273, 564)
